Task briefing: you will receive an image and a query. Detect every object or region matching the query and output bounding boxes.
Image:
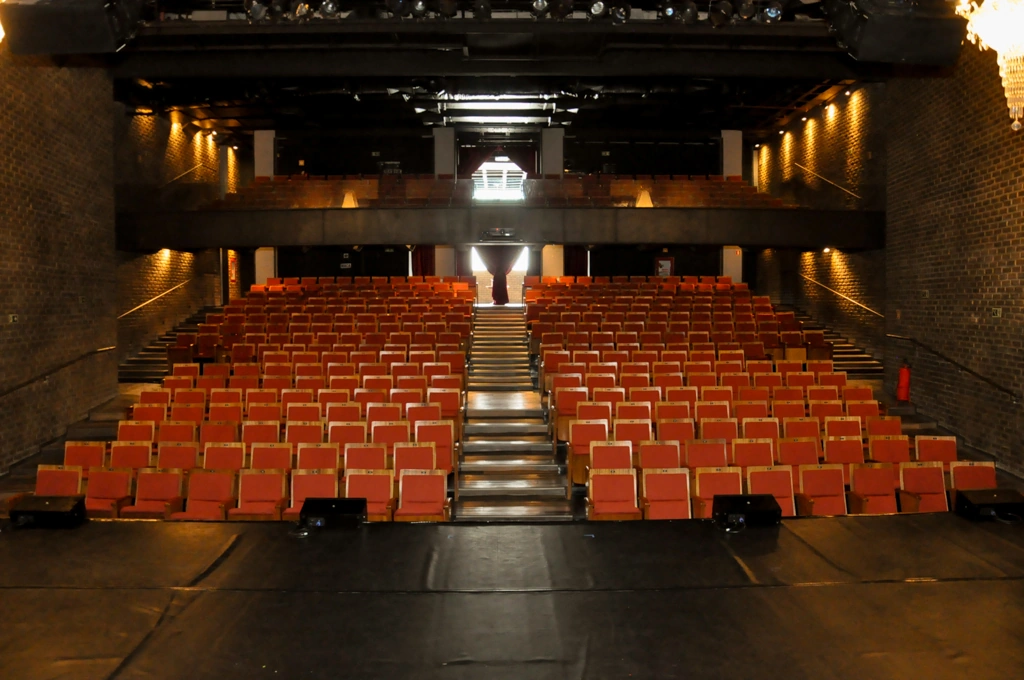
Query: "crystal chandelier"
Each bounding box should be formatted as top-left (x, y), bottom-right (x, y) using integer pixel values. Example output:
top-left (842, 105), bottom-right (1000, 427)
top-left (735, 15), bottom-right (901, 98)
top-left (957, 0), bottom-right (1024, 130)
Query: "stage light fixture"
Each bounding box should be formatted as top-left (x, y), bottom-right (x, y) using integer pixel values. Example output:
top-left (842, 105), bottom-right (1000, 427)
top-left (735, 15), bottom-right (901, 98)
top-left (661, 0), bottom-right (679, 20)
top-left (760, 1), bottom-right (782, 23)
top-left (737, 0), bottom-right (755, 20)
top-left (473, 0), bottom-right (491, 19)
top-left (801, 116), bottom-right (807, 121)
top-left (411, 0), bottom-right (429, 16)
top-left (386, 0), bottom-right (410, 16)
top-left (246, 0), bottom-right (270, 21)
top-left (551, 0), bottom-right (574, 19)
top-left (709, 0), bottom-right (732, 26)
top-left (588, 0), bottom-right (607, 19)
top-left (532, 0), bottom-right (550, 17)
top-left (437, 0), bottom-right (458, 17)
top-left (610, 2), bottom-right (630, 23)
top-left (291, 0), bottom-right (313, 19)
top-left (845, 89), bottom-right (852, 96)
top-left (320, 0), bottom-right (339, 16)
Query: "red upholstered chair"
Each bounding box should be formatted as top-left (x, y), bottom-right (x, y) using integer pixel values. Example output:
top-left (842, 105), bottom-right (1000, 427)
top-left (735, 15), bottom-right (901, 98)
top-left (414, 421), bottom-right (455, 475)
top-left (394, 469), bottom-right (449, 521)
top-left (700, 418), bottom-right (738, 444)
top-left (916, 435), bottom-right (958, 471)
top-left (344, 444), bottom-right (388, 471)
top-left (590, 442), bottom-right (633, 470)
top-left (251, 443), bottom-right (294, 470)
top-left (772, 401), bottom-right (805, 420)
top-left (848, 463), bottom-right (897, 514)
top-left (656, 418), bottom-right (695, 444)
top-left (132, 405), bottom-right (167, 423)
top-left (328, 421), bottom-right (367, 448)
top-left (120, 469), bottom-right (185, 519)
top-left (296, 443), bottom-right (341, 470)
top-left (201, 422), bottom-right (241, 445)
top-left (109, 441), bottom-right (153, 470)
top-left (641, 468), bottom-right (691, 520)
top-left (898, 462), bottom-right (949, 513)
top-left (866, 416), bottom-right (903, 437)
top-left (654, 402), bottom-right (690, 421)
top-left (777, 438), bottom-right (821, 486)
top-left (612, 419), bottom-right (653, 448)
top-left (204, 442), bottom-right (245, 471)
top-left (949, 461), bottom-right (997, 495)
top-left (747, 465), bottom-right (796, 517)
top-left (742, 417), bottom-right (780, 443)
top-left (731, 438), bottom-right (774, 470)
top-left (83, 468), bottom-right (133, 518)
top-left (168, 470), bottom-right (237, 521)
top-left (285, 421), bottom-right (324, 445)
top-left (587, 468), bottom-right (642, 520)
top-left (692, 467), bottom-right (743, 519)
top-left (345, 469), bottom-right (395, 521)
top-left (157, 442), bottom-right (199, 471)
top-left (569, 420), bottom-right (609, 486)
top-left (824, 416), bottom-right (862, 439)
top-left (796, 464), bottom-right (847, 516)
top-left (228, 469), bottom-right (287, 520)
top-left (637, 442), bottom-right (681, 469)
top-left (822, 436), bottom-right (866, 484)
top-left (685, 440), bottom-right (729, 468)
top-left (394, 443), bottom-right (438, 486)
top-left (248, 404), bottom-right (283, 422)
top-left (868, 435), bottom-right (911, 466)
top-left (847, 400), bottom-right (881, 420)
top-left (616, 401), bottom-right (652, 421)
top-left (26, 465), bottom-right (83, 499)
top-left (733, 401), bottom-right (769, 421)
top-left (284, 469), bottom-right (340, 522)
top-left (783, 417), bottom-right (819, 440)
top-left (63, 441), bottom-right (105, 478)
top-left (118, 420), bottom-right (155, 442)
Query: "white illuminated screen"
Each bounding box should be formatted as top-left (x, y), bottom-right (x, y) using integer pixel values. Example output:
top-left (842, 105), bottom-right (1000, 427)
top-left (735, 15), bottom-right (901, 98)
top-left (471, 247), bottom-right (529, 273)
top-left (472, 161), bottom-right (526, 202)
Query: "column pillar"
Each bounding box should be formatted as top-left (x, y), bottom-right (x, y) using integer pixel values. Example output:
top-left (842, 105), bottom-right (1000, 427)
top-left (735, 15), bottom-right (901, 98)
top-left (433, 128), bottom-right (456, 177)
top-left (540, 128), bottom-right (564, 178)
top-left (254, 130), bottom-right (276, 179)
top-left (721, 129), bottom-right (742, 178)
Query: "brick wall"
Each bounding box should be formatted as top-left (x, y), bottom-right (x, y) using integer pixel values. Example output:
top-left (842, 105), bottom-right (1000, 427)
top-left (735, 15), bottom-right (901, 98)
top-left (886, 46), bottom-right (1024, 475)
top-left (756, 247), bottom-right (886, 358)
top-left (116, 249), bottom-right (221, 362)
top-left (0, 54), bottom-right (117, 472)
top-left (757, 83), bottom-right (886, 211)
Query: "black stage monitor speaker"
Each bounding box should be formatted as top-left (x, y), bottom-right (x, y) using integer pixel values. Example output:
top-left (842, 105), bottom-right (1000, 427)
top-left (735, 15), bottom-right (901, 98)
top-left (9, 495), bottom-right (86, 529)
top-left (712, 494), bottom-right (782, 530)
top-left (0, 0), bottom-right (142, 56)
top-left (955, 489), bottom-right (1024, 522)
top-left (299, 497), bottom-right (367, 529)
top-left (823, 0), bottom-right (966, 66)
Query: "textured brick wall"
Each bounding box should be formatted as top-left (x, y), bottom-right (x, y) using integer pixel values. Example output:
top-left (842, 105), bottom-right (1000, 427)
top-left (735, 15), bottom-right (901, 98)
top-left (886, 47), bottom-right (1024, 474)
top-left (756, 248), bottom-right (886, 358)
top-left (0, 54), bottom-right (117, 472)
top-left (117, 249), bottom-right (221, 362)
top-left (757, 83), bottom-right (886, 211)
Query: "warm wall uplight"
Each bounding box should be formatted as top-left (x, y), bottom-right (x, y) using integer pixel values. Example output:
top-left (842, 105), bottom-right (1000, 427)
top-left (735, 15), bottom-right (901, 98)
top-left (635, 189), bottom-right (654, 208)
top-left (342, 191), bottom-right (359, 209)
top-left (958, 0), bottom-right (1024, 130)
top-left (471, 246), bottom-right (529, 273)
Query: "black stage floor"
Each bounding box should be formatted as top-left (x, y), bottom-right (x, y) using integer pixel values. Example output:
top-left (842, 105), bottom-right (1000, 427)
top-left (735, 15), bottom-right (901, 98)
top-left (1, 516), bottom-right (1023, 679)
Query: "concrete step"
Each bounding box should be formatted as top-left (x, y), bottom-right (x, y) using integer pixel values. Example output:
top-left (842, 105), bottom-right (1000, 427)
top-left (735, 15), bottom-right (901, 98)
top-left (468, 383), bottom-right (537, 392)
top-left (453, 499), bottom-right (573, 522)
top-left (462, 440), bottom-right (553, 454)
top-left (460, 454), bottom-right (561, 475)
top-left (65, 421), bottom-right (117, 441)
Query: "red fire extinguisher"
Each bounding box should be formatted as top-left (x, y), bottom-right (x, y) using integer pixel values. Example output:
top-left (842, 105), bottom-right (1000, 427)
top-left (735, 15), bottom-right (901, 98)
top-left (897, 361), bottom-right (911, 402)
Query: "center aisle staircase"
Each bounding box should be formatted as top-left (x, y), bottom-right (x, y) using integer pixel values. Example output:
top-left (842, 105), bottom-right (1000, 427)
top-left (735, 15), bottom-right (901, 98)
top-left (454, 306), bottom-right (572, 522)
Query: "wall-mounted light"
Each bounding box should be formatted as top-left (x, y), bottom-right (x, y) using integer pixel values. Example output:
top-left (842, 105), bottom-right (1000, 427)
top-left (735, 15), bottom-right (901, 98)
top-left (823, 247), bottom-right (831, 253)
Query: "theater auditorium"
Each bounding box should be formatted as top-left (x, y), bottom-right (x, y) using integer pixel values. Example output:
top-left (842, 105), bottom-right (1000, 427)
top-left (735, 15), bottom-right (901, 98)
top-left (0, 1), bottom-right (1022, 678)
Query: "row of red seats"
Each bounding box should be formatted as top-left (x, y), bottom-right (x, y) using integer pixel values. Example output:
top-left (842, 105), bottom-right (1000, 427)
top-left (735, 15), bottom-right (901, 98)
top-left (18, 465), bottom-right (449, 522)
top-left (586, 459), bottom-right (998, 520)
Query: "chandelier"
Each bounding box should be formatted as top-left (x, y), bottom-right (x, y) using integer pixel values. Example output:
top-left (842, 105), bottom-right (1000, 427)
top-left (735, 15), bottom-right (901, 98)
top-left (957, 0), bottom-right (1024, 130)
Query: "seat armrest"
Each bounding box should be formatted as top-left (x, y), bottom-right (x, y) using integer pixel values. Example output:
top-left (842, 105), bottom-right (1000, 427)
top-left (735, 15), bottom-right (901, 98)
top-left (163, 496), bottom-right (185, 520)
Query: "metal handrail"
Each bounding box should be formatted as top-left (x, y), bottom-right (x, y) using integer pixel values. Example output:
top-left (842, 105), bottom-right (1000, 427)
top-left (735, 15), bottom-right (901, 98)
top-left (0, 346), bottom-right (116, 400)
top-left (117, 278), bottom-right (196, 320)
top-left (798, 273), bottom-right (884, 318)
top-left (886, 333), bottom-right (1020, 403)
top-left (160, 163), bottom-right (216, 189)
top-left (793, 162), bottom-right (862, 199)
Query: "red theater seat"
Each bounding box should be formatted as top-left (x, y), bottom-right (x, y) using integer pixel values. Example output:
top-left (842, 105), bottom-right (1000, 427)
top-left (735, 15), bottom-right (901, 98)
top-left (345, 469), bottom-right (395, 521)
top-left (394, 469), bottom-right (449, 521)
top-left (641, 468), bottom-right (691, 520)
top-left (587, 468), bottom-right (642, 521)
top-left (848, 464), bottom-right (897, 515)
top-left (747, 466), bottom-right (795, 517)
top-left (796, 464), bottom-right (847, 516)
top-left (284, 469), bottom-right (340, 522)
top-left (120, 469), bottom-right (186, 519)
top-left (949, 461), bottom-right (997, 495)
top-left (229, 469), bottom-right (288, 520)
top-left (898, 462), bottom-right (948, 513)
top-left (692, 467), bottom-right (743, 519)
top-left (168, 471), bottom-right (237, 521)
top-left (84, 468), bottom-right (133, 518)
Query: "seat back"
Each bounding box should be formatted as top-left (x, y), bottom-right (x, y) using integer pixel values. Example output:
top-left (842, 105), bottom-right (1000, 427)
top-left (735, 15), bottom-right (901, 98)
top-left (296, 443), bottom-right (341, 470)
top-left (344, 443), bottom-right (388, 470)
top-left (590, 442), bottom-right (633, 469)
top-left (345, 469), bottom-right (395, 504)
top-left (700, 418), bottom-right (738, 443)
top-left (824, 416), bottom-right (862, 439)
top-left (570, 420), bottom-right (609, 453)
top-left (251, 443), bottom-right (294, 470)
top-left (637, 442), bottom-right (681, 469)
top-left (823, 436), bottom-right (864, 464)
top-left (242, 421), bottom-right (280, 444)
top-left (64, 441), bottom-right (105, 470)
top-left (118, 420), bottom-right (155, 442)
top-left (731, 439), bottom-right (774, 468)
top-left (187, 470), bottom-right (236, 502)
top-left (612, 419), bottom-right (653, 446)
top-left (742, 417), bottom-right (780, 441)
top-left (642, 468), bottom-right (690, 503)
top-left (157, 442), bottom-right (199, 471)
top-left (949, 461), bottom-right (998, 491)
top-left (85, 468), bottom-right (132, 502)
top-left (204, 443), bottom-right (245, 471)
top-left (328, 421), bottom-right (367, 446)
top-left (916, 435), bottom-right (958, 466)
top-left (285, 421), bottom-right (324, 444)
top-left (657, 418), bottom-right (695, 443)
top-left (394, 443), bottom-right (437, 477)
top-left (136, 468), bottom-right (184, 502)
top-left (693, 467), bottom-right (743, 500)
top-left (239, 469), bottom-right (286, 503)
top-left (900, 462), bottom-right (946, 495)
top-left (868, 435), bottom-right (911, 464)
top-left (588, 468), bottom-right (638, 504)
top-left (397, 469), bottom-right (446, 510)
top-left (291, 469), bottom-right (340, 508)
top-left (685, 440), bottom-right (728, 468)
top-left (850, 463), bottom-right (896, 501)
top-left (747, 466), bottom-right (795, 516)
top-left (200, 422), bottom-right (240, 444)
top-left (109, 441), bottom-right (153, 469)
top-left (799, 464), bottom-right (846, 499)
